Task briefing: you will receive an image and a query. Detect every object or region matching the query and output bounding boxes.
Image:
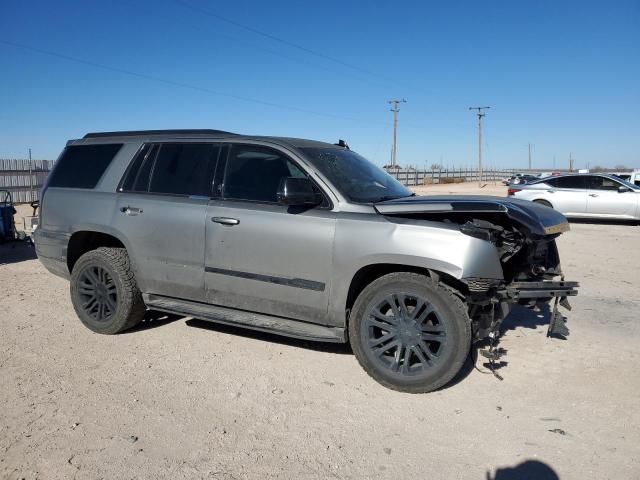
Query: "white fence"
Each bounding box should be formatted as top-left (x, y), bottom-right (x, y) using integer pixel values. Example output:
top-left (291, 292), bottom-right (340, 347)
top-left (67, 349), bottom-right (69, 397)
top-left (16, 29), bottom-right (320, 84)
top-left (0, 159), bottom-right (54, 203)
top-left (385, 167), bottom-right (519, 186)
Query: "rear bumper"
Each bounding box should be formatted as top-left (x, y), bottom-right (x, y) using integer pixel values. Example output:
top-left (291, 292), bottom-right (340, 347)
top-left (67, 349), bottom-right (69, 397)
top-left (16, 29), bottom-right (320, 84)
top-left (33, 228), bottom-right (70, 280)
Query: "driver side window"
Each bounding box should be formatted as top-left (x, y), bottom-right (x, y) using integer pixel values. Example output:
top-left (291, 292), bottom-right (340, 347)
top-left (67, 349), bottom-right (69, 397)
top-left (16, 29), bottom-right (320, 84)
top-left (587, 176), bottom-right (622, 191)
top-left (223, 145), bottom-right (307, 203)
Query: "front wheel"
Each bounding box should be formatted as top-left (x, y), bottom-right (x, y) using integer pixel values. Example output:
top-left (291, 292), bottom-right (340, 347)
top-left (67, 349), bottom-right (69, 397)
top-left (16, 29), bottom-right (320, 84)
top-left (349, 273), bottom-right (471, 393)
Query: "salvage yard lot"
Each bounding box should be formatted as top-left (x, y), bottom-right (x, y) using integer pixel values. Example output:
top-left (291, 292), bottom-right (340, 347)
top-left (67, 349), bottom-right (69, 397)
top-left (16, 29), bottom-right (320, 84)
top-left (1, 184), bottom-right (639, 479)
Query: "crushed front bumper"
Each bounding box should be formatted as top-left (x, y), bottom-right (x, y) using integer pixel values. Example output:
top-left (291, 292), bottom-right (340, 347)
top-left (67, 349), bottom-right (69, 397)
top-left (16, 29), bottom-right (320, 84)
top-left (502, 280), bottom-right (579, 301)
top-left (502, 280), bottom-right (579, 338)
top-left (465, 279), bottom-right (579, 341)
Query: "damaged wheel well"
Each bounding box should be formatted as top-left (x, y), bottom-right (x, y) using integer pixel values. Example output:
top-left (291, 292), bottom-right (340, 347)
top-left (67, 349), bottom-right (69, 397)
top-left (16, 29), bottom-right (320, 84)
top-left (67, 231), bottom-right (125, 273)
top-left (345, 264), bottom-right (467, 322)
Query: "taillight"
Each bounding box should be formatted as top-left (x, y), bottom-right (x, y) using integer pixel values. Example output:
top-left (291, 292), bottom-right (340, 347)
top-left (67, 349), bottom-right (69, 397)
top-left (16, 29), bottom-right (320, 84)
top-left (507, 188), bottom-right (520, 196)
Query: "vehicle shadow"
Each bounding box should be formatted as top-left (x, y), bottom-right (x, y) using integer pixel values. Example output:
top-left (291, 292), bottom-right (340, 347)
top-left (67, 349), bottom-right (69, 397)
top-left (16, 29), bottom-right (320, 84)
top-left (0, 241), bottom-right (37, 265)
top-left (185, 318), bottom-right (353, 355)
top-left (444, 303), bottom-right (562, 389)
top-left (123, 310), bottom-right (184, 333)
top-left (487, 459), bottom-right (559, 480)
top-left (444, 338), bottom-right (503, 389)
top-left (502, 303), bottom-right (553, 332)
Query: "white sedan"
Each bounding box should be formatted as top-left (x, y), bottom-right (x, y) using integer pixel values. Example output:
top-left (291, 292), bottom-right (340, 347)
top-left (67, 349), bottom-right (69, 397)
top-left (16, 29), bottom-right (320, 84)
top-left (509, 174), bottom-right (640, 220)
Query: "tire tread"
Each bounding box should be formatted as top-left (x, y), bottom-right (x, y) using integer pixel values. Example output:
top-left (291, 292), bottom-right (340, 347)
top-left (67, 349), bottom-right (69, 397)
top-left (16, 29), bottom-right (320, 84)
top-left (349, 272), bottom-right (471, 393)
top-left (70, 247), bottom-right (145, 334)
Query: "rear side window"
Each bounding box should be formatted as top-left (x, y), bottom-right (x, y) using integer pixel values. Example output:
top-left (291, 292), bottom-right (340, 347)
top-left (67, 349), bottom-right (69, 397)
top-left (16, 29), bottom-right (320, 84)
top-left (553, 176), bottom-right (586, 189)
top-left (48, 144), bottom-right (122, 189)
top-left (149, 144), bottom-right (219, 196)
top-left (121, 143), bottom-right (221, 196)
top-left (121, 144), bottom-right (158, 192)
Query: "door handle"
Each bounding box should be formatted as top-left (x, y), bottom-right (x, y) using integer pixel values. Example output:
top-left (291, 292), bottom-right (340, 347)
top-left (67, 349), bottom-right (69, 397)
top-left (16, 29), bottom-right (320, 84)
top-left (547, 189), bottom-right (555, 193)
top-left (120, 206), bottom-right (143, 215)
top-left (212, 217), bottom-right (239, 226)
top-left (588, 193), bottom-right (598, 197)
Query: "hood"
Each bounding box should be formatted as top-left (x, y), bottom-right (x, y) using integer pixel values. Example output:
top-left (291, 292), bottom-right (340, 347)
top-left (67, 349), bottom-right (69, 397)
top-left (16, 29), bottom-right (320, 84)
top-left (374, 195), bottom-right (570, 236)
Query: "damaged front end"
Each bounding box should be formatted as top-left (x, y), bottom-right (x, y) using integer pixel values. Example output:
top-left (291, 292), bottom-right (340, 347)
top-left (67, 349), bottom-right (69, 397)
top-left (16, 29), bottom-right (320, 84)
top-left (375, 196), bottom-right (579, 344)
top-left (460, 216), bottom-right (578, 341)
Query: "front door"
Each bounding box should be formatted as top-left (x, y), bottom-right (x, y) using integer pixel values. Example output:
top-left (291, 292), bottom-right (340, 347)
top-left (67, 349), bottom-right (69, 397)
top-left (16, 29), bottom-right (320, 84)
top-left (586, 176), bottom-right (639, 218)
top-left (545, 175), bottom-right (587, 215)
top-left (204, 144), bottom-right (336, 325)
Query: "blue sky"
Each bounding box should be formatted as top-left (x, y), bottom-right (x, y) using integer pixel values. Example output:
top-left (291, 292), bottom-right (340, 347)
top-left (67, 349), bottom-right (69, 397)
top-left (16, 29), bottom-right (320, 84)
top-left (1, 0), bottom-right (638, 169)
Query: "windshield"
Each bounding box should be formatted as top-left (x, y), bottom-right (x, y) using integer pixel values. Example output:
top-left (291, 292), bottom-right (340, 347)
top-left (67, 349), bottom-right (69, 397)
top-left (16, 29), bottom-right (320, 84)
top-left (301, 147), bottom-right (412, 203)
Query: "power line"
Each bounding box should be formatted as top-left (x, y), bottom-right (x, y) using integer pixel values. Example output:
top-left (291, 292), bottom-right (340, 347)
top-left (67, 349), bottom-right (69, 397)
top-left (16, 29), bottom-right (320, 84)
top-left (134, 4), bottom-right (393, 90)
top-left (174, 0), bottom-right (401, 87)
top-left (0, 39), bottom-right (387, 126)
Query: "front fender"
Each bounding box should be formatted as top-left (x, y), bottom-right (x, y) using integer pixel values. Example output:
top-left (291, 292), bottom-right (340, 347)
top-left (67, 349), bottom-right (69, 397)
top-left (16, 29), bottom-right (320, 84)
top-left (327, 215), bottom-right (503, 325)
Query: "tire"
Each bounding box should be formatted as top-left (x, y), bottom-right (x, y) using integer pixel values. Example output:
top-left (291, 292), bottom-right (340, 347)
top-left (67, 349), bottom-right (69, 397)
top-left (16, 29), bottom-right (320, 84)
top-left (349, 272), bottom-right (471, 393)
top-left (70, 247), bottom-right (145, 334)
top-left (534, 199), bottom-right (553, 209)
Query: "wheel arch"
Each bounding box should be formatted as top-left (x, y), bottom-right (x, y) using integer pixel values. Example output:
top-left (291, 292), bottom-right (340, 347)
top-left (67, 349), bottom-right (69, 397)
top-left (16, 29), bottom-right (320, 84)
top-left (533, 198), bottom-right (554, 208)
top-left (67, 226), bottom-right (131, 273)
top-left (344, 263), bottom-right (467, 328)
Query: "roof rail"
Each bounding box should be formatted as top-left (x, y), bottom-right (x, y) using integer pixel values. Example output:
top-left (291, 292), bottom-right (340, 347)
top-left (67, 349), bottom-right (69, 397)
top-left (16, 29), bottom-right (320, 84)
top-left (83, 129), bottom-right (238, 139)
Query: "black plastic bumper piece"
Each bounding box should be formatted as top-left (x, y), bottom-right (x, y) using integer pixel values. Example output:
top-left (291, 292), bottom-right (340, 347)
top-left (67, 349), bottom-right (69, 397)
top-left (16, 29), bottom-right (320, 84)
top-left (504, 280), bottom-right (579, 300)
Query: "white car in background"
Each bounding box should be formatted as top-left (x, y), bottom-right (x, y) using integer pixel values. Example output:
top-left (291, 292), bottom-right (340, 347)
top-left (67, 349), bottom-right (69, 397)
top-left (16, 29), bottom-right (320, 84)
top-left (615, 170), bottom-right (640, 186)
top-left (509, 173), bottom-right (640, 220)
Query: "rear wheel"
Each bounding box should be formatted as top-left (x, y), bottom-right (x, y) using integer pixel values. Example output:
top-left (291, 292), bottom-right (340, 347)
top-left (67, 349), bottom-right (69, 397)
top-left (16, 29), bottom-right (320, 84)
top-left (349, 273), bottom-right (471, 393)
top-left (534, 199), bottom-right (553, 209)
top-left (70, 247), bottom-right (145, 334)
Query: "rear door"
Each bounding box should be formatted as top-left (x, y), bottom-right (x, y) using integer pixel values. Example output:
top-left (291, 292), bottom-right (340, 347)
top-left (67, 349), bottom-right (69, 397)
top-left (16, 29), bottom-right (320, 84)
top-left (544, 176), bottom-right (588, 215)
top-left (586, 176), bottom-right (638, 218)
top-left (204, 143), bottom-right (336, 325)
top-left (113, 142), bottom-right (221, 301)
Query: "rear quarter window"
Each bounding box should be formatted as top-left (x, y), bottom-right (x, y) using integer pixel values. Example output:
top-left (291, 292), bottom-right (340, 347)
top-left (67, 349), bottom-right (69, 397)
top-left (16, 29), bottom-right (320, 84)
top-left (48, 144), bottom-right (123, 189)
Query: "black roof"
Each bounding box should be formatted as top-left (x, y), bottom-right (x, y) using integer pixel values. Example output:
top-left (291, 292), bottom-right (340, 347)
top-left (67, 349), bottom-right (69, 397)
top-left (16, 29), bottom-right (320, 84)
top-left (78, 130), bottom-right (343, 150)
top-left (83, 129), bottom-right (237, 139)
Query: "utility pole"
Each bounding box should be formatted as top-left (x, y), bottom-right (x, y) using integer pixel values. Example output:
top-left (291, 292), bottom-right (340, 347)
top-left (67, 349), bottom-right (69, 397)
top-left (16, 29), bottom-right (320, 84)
top-left (388, 99), bottom-right (406, 167)
top-left (28, 148), bottom-right (34, 202)
top-left (469, 106), bottom-right (490, 186)
top-left (528, 143), bottom-right (533, 171)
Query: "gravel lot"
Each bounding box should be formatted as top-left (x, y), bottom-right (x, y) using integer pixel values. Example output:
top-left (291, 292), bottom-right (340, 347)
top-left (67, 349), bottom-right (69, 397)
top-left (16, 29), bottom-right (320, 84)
top-left (1, 185), bottom-right (639, 479)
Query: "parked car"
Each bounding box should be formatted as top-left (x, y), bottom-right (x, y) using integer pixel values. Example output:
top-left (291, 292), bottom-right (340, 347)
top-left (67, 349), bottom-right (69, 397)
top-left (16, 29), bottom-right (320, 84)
top-left (614, 170), bottom-right (640, 186)
top-left (509, 173), bottom-right (640, 220)
top-left (511, 174), bottom-right (538, 185)
top-left (35, 130), bottom-right (578, 393)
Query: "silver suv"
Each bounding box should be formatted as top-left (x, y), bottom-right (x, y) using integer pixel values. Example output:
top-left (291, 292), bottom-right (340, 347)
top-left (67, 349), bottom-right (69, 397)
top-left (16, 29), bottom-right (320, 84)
top-left (35, 130), bottom-right (578, 393)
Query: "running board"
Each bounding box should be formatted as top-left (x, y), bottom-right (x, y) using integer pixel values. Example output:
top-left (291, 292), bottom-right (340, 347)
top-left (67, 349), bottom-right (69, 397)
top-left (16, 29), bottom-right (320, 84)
top-left (144, 294), bottom-right (346, 343)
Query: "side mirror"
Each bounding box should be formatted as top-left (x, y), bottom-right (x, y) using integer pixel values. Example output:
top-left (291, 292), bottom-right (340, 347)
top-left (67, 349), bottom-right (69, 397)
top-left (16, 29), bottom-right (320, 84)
top-left (277, 177), bottom-right (323, 206)
top-left (618, 186), bottom-right (631, 193)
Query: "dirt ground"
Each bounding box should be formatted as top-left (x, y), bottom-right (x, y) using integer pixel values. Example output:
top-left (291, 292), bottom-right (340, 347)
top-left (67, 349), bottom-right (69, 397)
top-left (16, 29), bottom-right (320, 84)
top-left (1, 185), bottom-right (639, 480)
